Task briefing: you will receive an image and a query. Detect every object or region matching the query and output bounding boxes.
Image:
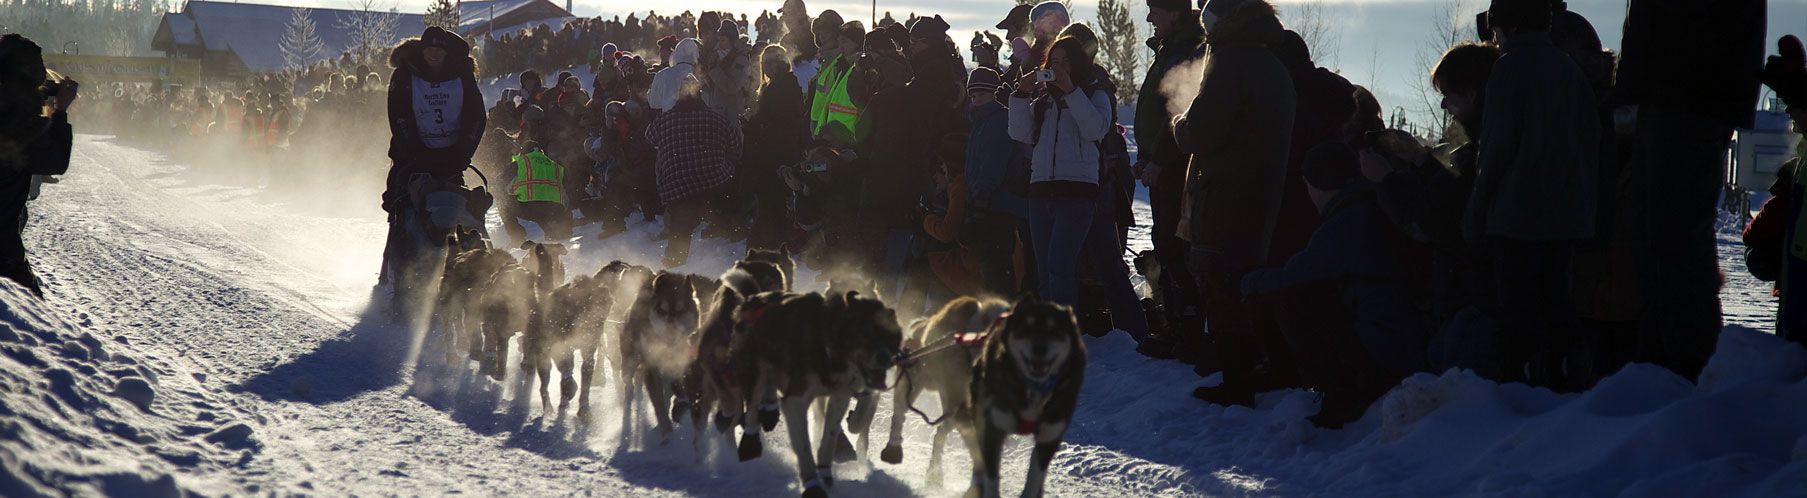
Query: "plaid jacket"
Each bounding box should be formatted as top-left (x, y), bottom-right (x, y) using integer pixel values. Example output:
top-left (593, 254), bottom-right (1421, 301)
top-left (646, 100), bottom-right (743, 205)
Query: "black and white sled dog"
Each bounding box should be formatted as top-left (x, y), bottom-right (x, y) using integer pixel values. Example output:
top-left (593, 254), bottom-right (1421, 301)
top-left (617, 270), bottom-right (700, 442)
top-left (728, 290), bottom-right (902, 497)
top-left (960, 297), bottom-right (1086, 498)
top-left (881, 296), bottom-right (1011, 485)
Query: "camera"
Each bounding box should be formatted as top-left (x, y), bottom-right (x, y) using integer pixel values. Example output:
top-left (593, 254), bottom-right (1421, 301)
top-left (805, 161), bottom-right (830, 174)
top-left (1036, 69), bottom-right (1055, 82)
top-left (40, 79), bottom-right (62, 98)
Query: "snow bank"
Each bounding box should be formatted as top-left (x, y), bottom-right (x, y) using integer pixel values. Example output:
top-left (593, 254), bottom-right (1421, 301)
top-left (1061, 326), bottom-right (1807, 497)
top-left (0, 281), bottom-right (252, 497)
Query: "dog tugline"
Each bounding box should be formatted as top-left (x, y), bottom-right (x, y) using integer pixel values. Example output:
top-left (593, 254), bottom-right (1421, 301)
top-left (364, 9), bottom-right (1112, 493)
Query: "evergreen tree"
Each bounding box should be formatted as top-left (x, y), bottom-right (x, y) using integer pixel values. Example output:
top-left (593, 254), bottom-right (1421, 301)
top-left (1094, 0), bottom-right (1141, 105)
top-left (425, 0), bottom-right (461, 31)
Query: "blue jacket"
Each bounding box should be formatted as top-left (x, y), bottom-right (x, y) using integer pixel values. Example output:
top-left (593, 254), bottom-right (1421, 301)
top-left (1243, 187), bottom-right (1431, 376)
top-left (965, 101), bottom-right (1028, 219)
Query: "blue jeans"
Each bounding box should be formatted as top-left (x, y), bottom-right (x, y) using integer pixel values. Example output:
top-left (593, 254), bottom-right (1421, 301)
top-left (1084, 204), bottom-right (1152, 341)
top-left (1029, 195), bottom-right (1095, 307)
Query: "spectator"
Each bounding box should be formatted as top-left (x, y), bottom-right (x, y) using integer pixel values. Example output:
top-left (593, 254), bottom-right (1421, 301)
top-left (963, 67), bottom-right (1028, 295)
top-left (1133, 0), bottom-right (1206, 360)
top-left (1465, 0), bottom-right (1599, 387)
top-left (1008, 35), bottom-right (1113, 308)
top-left (646, 75), bottom-right (742, 267)
top-left (505, 141), bottom-right (572, 242)
top-left (742, 45), bottom-right (809, 250)
top-left (649, 38), bottom-right (702, 111)
top-left (805, 17), bottom-right (865, 146)
top-left (1172, 0), bottom-right (1296, 407)
top-left (701, 19), bottom-right (755, 118)
top-left (0, 34), bottom-right (75, 297)
top-left (1241, 142), bottom-right (1427, 428)
top-left (1616, 0), bottom-right (1766, 381)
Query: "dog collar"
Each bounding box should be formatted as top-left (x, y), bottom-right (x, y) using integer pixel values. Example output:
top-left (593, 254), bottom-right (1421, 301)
top-left (1025, 372), bottom-right (1061, 396)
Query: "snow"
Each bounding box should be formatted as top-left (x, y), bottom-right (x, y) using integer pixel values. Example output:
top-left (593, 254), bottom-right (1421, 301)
top-left (4, 135), bottom-right (1807, 497)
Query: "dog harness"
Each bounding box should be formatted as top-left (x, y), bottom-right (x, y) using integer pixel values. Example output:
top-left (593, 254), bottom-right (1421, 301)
top-left (1015, 371), bottom-right (1064, 435)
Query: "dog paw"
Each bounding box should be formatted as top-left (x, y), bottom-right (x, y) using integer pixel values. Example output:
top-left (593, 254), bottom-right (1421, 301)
top-left (800, 484), bottom-right (828, 498)
top-left (879, 444), bottom-right (903, 465)
top-left (737, 433), bottom-right (763, 461)
top-left (714, 412), bottom-right (736, 433)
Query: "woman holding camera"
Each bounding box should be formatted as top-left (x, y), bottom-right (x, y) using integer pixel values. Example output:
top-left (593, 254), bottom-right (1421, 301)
top-left (0, 34), bottom-right (77, 297)
top-left (1007, 35), bottom-right (1113, 307)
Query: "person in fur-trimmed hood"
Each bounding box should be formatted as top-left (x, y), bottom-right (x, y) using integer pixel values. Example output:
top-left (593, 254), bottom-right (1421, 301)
top-left (1171, 0), bottom-right (1297, 407)
top-left (382, 26), bottom-right (486, 216)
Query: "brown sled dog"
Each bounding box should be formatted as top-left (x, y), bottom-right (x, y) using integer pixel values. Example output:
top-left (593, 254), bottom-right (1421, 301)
top-left (617, 271), bottom-right (700, 443)
top-left (881, 296), bottom-right (1011, 485)
top-left (680, 260), bottom-right (789, 454)
top-left (728, 290), bottom-right (902, 498)
top-left (436, 226), bottom-right (513, 364)
top-left (960, 297), bottom-right (1086, 498)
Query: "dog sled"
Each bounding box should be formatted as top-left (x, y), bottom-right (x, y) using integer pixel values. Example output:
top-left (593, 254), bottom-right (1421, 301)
top-left (381, 169), bottom-right (494, 323)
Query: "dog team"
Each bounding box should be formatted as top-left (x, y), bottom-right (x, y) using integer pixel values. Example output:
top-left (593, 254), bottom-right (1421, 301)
top-left (427, 227), bottom-right (1089, 498)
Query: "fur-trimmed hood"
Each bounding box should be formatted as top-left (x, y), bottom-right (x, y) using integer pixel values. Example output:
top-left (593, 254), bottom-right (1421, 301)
top-left (1205, 0), bottom-right (1286, 49)
top-left (388, 27), bottom-right (476, 81)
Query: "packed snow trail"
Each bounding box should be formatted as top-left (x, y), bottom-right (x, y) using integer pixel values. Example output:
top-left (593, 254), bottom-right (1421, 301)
top-left (5, 136), bottom-right (1807, 497)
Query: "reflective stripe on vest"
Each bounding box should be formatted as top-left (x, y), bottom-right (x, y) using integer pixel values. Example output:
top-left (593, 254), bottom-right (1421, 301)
top-left (808, 55), bottom-right (859, 144)
top-left (512, 150), bottom-right (566, 205)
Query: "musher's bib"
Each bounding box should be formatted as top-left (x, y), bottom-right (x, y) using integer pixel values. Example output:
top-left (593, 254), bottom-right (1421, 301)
top-left (413, 77), bottom-right (463, 149)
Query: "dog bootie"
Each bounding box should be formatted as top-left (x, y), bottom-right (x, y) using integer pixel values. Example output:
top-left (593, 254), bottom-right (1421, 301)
top-left (758, 405), bottom-right (780, 432)
top-left (737, 433), bottom-right (763, 461)
top-left (561, 377), bottom-right (577, 401)
top-left (880, 443), bottom-right (904, 465)
top-left (713, 412), bottom-right (736, 434)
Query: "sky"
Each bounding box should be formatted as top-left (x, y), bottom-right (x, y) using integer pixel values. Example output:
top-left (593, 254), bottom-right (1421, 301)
top-left (253, 0), bottom-right (1807, 124)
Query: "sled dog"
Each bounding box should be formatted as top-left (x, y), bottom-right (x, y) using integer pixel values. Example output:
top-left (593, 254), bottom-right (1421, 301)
top-left (960, 297), bottom-right (1086, 498)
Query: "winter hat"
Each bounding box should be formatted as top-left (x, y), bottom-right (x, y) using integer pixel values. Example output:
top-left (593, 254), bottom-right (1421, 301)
top-left (421, 26), bottom-right (469, 56)
top-left (909, 15), bottom-right (949, 43)
top-left (1274, 29), bottom-right (1311, 70)
top-left (777, 0), bottom-right (806, 15)
top-left (840, 21), bottom-right (867, 46)
top-left (600, 43), bottom-right (619, 60)
top-left (1200, 0), bottom-right (1252, 31)
top-left (966, 67), bottom-right (1002, 93)
top-left (0, 34), bottom-right (46, 87)
top-left (718, 19), bottom-right (741, 40)
top-left (1029, 1), bottom-right (1069, 26)
top-left (997, 5), bottom-right (1032, 32)
top-left (1301, 142), bottom-right (1360, 191)
top-left (658, 35), bottom-right (680, 51)
top-left (1147, 0), bottom-right (1190, 11)
top-left (863, 31), bottom-right (897, 53)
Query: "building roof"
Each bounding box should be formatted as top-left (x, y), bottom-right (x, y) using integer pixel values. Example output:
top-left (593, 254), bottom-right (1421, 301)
top-left (459, 0), bottom-right (574, 38)
top-left (153, 0), bottom-right (574, 73)
top-left (154, 0), bottom-right (429, 73)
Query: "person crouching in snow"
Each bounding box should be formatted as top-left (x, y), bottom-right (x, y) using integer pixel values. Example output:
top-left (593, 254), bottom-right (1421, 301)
top-left (646, 74), bottom-right (742, 268)
top-left (380, 26), bottom-right (486, 285)
top-left (505, 141), bottom-right (571, 243)
top-left (1239, 142), bottom-right (1431, 428)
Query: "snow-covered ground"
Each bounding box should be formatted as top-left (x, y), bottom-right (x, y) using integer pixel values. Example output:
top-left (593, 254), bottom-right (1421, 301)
top-left (4, 135), bottom-right (1807, 497)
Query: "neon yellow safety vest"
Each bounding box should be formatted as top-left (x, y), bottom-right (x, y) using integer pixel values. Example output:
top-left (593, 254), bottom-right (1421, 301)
top-left (809, 54), bottom-right (860, 146)
top-left (511, 150), bottom-right (566, 205)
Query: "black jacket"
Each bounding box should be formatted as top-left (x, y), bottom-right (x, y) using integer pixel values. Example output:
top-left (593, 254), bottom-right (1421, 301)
top-left (1173, 0), bottom-right (1297, 273)
top-left (1614, 0), bottom-right (1765, 128)
top-left (386, 35), bottom-right (486, 178)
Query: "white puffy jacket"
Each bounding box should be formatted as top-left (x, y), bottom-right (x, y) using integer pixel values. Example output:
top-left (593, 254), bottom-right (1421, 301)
top-left (647, 38), bottom-right (701, 111)
top-left (1007, 86), bottom-right (1112, 185)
